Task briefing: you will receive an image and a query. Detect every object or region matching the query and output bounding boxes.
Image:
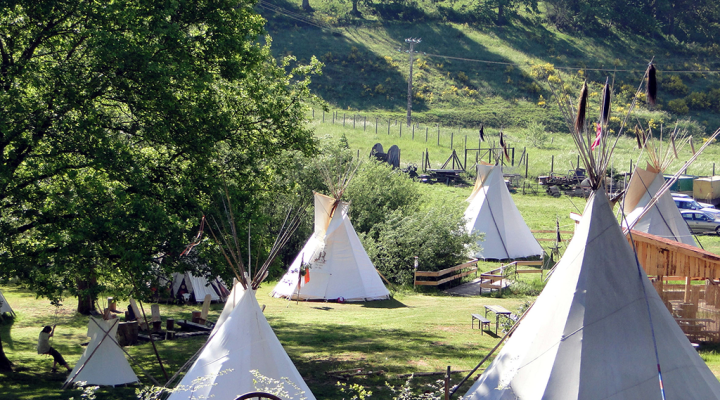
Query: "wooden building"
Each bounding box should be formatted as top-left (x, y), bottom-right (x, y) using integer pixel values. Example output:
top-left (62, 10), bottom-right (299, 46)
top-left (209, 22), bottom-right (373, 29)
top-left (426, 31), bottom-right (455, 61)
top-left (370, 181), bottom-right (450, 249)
top-left (628, 229), bottom-right (720, 342)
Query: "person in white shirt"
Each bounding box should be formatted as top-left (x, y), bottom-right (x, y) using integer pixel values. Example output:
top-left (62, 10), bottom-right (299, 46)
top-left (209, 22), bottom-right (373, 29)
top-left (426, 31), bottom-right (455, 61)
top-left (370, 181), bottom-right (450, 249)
top-left (37, 325), bottom-right (71, 372)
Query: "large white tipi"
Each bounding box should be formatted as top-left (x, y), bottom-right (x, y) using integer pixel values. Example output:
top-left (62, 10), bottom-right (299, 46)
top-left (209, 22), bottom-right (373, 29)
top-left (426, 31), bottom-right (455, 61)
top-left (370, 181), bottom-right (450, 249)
top-left (271, 192), bottom-right (389, 301)
top-left (464, 70), bottom-right (720, 400)
top-left (464, 163), bottom-right (543, 260)
top-left (170, 196), bottom-right (313, 399)
top-left (168, 284), bottom-right (314, 400)
top-left (64, 318), bottom-right (138, 387)
top-left (623, 165), bottom-right (696, 246)
top-left (463, 188), bottom-right (720, 399)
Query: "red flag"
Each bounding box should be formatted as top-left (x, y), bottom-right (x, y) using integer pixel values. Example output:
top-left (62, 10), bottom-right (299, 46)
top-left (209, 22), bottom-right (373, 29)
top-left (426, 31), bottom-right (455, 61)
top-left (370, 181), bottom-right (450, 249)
top-left (304, 268), bottom-right (310, 284)
top-left (591, 122), bottom-right (602, 150)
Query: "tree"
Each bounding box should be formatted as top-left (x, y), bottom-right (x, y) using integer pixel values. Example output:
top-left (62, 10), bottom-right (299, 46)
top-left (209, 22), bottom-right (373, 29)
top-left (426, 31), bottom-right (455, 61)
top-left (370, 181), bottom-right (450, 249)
top-left (0, 0), bottom-right (321, 315)
top-left (479, 0), bottom-right (538, 24)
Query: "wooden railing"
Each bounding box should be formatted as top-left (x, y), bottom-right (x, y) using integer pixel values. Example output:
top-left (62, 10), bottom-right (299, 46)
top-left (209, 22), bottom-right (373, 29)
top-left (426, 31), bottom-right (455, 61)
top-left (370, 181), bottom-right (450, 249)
top-left (414, 259), bottom-right (479, 286)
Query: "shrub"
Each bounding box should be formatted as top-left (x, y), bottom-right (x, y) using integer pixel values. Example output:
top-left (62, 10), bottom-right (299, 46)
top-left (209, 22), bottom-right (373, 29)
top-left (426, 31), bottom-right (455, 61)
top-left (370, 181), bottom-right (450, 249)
top-left (667, 98), bottom-right (689, 114)
top-left (665, 75), bottom-right (690, 96)
top-left (525, 121), bottom-right (549, 148)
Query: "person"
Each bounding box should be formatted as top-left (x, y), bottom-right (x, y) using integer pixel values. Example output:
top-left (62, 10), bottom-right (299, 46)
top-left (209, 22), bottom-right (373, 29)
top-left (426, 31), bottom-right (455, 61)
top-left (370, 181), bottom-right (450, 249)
top-left (37, 325), bottom-right (71, 372)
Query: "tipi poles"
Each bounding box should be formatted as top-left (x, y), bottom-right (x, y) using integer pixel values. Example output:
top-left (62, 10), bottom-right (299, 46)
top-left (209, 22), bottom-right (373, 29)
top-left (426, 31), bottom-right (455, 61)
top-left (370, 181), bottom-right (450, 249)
top-left (136, 297), bottom-right (169, 381)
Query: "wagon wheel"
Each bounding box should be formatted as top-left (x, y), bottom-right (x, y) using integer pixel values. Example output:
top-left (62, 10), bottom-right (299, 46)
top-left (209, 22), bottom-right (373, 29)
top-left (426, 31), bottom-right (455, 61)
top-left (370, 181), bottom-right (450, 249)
top-left (234, 392), bottom-right (283, 400)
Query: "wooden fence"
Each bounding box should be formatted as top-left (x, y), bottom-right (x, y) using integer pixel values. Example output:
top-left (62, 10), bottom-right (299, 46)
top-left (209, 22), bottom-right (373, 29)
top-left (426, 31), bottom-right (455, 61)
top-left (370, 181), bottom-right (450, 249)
top-left (414, 259), bottom-right (478, 286)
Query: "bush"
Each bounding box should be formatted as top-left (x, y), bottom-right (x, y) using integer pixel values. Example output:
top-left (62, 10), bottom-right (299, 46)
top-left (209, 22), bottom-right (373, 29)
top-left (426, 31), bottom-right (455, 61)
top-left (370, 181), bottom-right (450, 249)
top-left (361, 203), bottom-right (480, 285)
top-left (667, 98), bottom-right (689, 114)
top-left (345, 161), bottom-right (419, 236)
top-left (665, 75), bottom-right (690, 96)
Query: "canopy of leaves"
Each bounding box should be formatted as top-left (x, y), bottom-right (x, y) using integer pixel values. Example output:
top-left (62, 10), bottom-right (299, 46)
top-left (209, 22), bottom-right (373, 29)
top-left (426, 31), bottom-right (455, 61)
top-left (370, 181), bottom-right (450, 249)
top-left (0, 0), bottom-right (321, 305)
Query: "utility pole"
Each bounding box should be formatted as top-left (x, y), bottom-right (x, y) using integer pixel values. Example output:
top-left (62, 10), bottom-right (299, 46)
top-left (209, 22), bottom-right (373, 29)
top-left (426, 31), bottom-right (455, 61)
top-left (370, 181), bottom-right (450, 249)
top-left (405, 38), bottom-right (421, 127)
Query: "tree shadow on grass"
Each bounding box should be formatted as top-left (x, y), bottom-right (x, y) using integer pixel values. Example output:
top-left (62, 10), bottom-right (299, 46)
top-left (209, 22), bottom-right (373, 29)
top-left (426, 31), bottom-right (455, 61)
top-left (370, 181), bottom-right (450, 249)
top-left (270, 319), bottom-right (494, 398)
top-left (361, 297), bottom-right (407, 309)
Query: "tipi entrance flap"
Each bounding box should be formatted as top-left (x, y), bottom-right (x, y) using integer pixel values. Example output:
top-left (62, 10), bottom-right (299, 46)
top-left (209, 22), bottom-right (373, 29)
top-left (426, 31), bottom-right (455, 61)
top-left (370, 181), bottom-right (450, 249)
top-left (313, 192), bottom-right (336, 237)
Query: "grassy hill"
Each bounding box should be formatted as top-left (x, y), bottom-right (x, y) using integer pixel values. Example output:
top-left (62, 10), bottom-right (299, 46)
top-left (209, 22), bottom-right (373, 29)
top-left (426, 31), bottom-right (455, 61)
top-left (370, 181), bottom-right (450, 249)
top-left (259, 0), bottom-right (720, 133)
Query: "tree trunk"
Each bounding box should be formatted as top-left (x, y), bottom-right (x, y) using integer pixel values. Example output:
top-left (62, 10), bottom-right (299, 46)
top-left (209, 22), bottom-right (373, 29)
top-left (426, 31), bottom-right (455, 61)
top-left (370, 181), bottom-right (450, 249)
top-left (76, 277), bottom-right (97, 315)
top-left (302, 0), bottom-right (313, 12)
top-left (497, 2), bottom-right (505, 25)
top-left (351, 0), bottom-right (361, 16)
top-left (0, 332), bottom-right (13, 373)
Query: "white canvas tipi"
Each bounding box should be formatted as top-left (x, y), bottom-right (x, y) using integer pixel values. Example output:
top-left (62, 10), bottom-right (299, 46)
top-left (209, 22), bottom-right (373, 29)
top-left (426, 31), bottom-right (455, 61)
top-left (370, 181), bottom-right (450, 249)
top-left (65, 318), bottom-right (138, 387)
top-left (168, 285), bottom-right (315, 400)
top-left (622, 165), bottom-right (696, 246)
top-left (0, 290), bottom-right (13, 315)
top-left (271, 192), bottom-right (389, 301)
top-left (463, 189), bottom-right (720, 399)
top-left (464, 164), bottom-right (543, 260)
top-left (170, 272), bottom-right (229, 303)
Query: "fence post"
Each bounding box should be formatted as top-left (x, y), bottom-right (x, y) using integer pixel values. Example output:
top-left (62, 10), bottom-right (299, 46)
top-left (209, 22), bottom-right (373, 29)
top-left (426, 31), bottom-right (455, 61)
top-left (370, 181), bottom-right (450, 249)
top-left (512, 148), bottom-right (515, 166)
top-left (526, 154), bottom-right (529, 178)
top-left (451, 132), bottom-right (454, 149)
top-left (332, 112), bottom-right (335, 124)
top-left (400, 123), bottom-right (402, 138)
top-left (551, 155), bottom-right (554, 173)
top-left (388, 119), bottom-right (390, 135)
top-left (364, 116), bottom-right (367, 131)
top-left (353, 115), bottom-right (356, 129)
top-left (412, 124), bottom-right (415, 140)
top-left (343, 113), bottom-right (346, 127)
top-left (322, 110), bottom-right (325, 122)
top-left (425, 127), bottom-right (428, 142)
top-left (376, 118), bottom-right (378, 134)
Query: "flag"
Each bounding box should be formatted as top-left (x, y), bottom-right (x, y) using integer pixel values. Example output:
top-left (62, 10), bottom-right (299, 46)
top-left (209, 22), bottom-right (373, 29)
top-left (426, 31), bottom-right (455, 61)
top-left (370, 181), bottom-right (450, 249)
top-left (591, 122), bottom-right (602, 150)
top-left (500, 131), bottom-right (510, 161)
top-left (556, 219), bottom-right (562, 243)
top-left (304, 268), bottom-right (310, 285)
top-left (479, 124), bottom-right (485, 142)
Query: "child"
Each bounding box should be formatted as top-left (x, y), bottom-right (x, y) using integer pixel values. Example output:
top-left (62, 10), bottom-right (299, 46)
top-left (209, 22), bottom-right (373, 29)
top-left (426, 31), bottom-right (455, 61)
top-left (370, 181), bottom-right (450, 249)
top-left (37, 325), bottom-right (71, 372)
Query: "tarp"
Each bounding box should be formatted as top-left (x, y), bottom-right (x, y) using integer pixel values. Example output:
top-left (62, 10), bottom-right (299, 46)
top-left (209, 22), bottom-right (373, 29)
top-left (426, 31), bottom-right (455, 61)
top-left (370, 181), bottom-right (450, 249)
top-left (464, 189), bottom-right (720, 400)
top-left (623, 165), bottom-right (696, 246)
top-left (65, 318), bottom-right (138, 387)
top-left (464, 164), bottom-right (543, 260)
top-left (271, 193), bottom-right (389, 302)
top-left (168, 288), bottom-right (315, 400)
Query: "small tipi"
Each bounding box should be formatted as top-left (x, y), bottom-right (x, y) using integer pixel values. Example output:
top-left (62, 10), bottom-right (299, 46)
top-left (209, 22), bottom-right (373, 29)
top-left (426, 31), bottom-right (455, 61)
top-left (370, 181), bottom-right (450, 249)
top-left (170, 271), bottom-right (229, 303)
top-left (622, 129), bottom-right (696, 246)
top-left (64, 318), bottom-right (138, 387)
top-left (464, 163), bottom-right (543, 260)
top-left (0, 290), bottom-right (13, 316)
top-left (271, 192), bottom-right (389, 301)
top-left (168, 200), bottom-right (313, 400)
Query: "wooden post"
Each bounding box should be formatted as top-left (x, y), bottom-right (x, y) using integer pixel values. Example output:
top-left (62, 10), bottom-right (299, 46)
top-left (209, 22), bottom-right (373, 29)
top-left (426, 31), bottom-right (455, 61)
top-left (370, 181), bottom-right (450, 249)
top-left (425, 127), bottom-right (428, 142)
top-left (412, 124), bottom-right (415, 139)
top-left (714, 163), bottom-right (716, 176)
top-left (364, 116), bottom-right (367, 131)
top-left (444, 366), bottom-right (450, 400)
top-left (388, 120), bottom-right (390, 135)
top-left (166, 318), bottom-right (174, 331)
top-left (400, 123), bottom-right (402, 137)
top-left (343, 113), bottom-right (345, 126)
top-left (376, 118), bottom-right (378, 134)
top-left (684, 275), bottom-right (692, 303)
top-left (107, 297), bottom-right (116, 312)
top-left (353, 114), bottom-right (355, 128)
top-left (526, 154), bottom-right (529, 179)
top-left (551, 155), bottom-right (554, 173)
top-left (451, 132), bottom-right (454, 149)
top-left (322, 110), bottom-right (325, 122)
top-left (332, 112), bottom-right (335, 124)
top-left (512, 147), bottom-right (515, 166)
top-left (437, 130), bottom-right (440, 146)
top-left (576, 155), bottom-right (580, 170)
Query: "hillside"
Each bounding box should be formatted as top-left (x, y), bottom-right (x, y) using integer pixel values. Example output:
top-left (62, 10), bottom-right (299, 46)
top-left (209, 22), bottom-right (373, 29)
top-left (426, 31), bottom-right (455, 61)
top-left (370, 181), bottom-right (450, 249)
top-left (258, 0), bottom-right (720, 133)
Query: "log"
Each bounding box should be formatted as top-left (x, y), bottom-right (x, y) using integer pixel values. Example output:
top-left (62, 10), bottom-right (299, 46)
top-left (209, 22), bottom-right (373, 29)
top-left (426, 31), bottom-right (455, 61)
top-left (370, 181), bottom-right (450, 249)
top-left (117, 321), bottom-right (139, 346)
top-left (166, 318), bottom-right (175, 331)
top-left (395, 369), bottom-right (472, 379)
top-left (177, 319), bottom-right (212, 331)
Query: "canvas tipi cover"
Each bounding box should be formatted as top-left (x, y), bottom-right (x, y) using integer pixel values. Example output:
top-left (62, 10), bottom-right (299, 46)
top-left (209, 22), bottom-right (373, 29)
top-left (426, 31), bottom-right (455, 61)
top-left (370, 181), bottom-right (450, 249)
top-left (464, 189), bottom-right (720, 399)
top-left (271, 193), bottom-right (389, 301)
top-left (464, 164), bottom-right (543, 260)
top-left (622, 165), bottom-right (696, 246)
top-left (168, 287), bottom-right (315, 400)
top-left (65, 318), bottom-right (138, 387)
top-left (0, 290), bottom-right (13, 315)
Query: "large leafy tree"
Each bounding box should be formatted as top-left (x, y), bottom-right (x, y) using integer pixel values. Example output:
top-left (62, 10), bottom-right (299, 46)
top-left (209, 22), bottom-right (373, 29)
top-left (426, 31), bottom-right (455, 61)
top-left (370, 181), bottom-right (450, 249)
top-left (0, 0), bottom-right (320, 314)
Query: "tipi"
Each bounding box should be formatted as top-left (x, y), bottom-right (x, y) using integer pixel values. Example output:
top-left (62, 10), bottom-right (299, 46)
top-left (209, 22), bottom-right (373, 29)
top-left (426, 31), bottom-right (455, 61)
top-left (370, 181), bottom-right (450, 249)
top-left (64, 318), bottom-right (139, 387)
top-left (622, 128), bottom-right (696, 246)
top-left (170, 271), bottom-right (229, 303)
top-left (464, 163), bottom-right (543, 260)
top-left (168, 199), bottom-right (313, 400)
top-left (464, 69), bottom-right (720, 400)
top-left (0, 290), bottom-right (13, 316)
top-left (271, 192), bottom-right (389, 301)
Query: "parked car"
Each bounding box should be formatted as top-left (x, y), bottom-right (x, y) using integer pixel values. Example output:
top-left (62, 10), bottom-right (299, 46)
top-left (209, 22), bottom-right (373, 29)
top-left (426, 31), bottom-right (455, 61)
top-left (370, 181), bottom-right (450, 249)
top-left (680, 210), bottom-right (720, 235)
top-left (674, 198), bottom-right (720, 218)
top-left (671, 193), bottom-right (714, 209)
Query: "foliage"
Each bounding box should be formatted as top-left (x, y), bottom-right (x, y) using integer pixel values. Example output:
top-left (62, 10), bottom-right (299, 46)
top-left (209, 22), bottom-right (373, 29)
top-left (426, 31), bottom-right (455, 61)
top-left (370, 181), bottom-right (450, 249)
top-left (667, 99), bottom-right (690, 115)
top-left (0, 0), bottom-right (321, 309)
top-left (525, 121), bottom-right (550, 148)
top-left (345, 161), bottom-right (420, 236)
top-left (498, 300), bottom-right (532, 334)
top-left (362, 199), bottom-right (479, 285)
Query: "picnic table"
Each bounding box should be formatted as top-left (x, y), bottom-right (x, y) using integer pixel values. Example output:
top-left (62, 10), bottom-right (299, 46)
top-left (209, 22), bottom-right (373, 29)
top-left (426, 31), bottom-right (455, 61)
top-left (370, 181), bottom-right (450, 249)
top-left (484, 305), bottom-right (512, 335)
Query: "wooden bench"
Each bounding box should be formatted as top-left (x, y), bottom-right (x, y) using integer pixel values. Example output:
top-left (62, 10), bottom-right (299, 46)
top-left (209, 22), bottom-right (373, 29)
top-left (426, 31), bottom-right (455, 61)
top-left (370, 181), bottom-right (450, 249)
top-left (471, 314), bottom-right (491, 334)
